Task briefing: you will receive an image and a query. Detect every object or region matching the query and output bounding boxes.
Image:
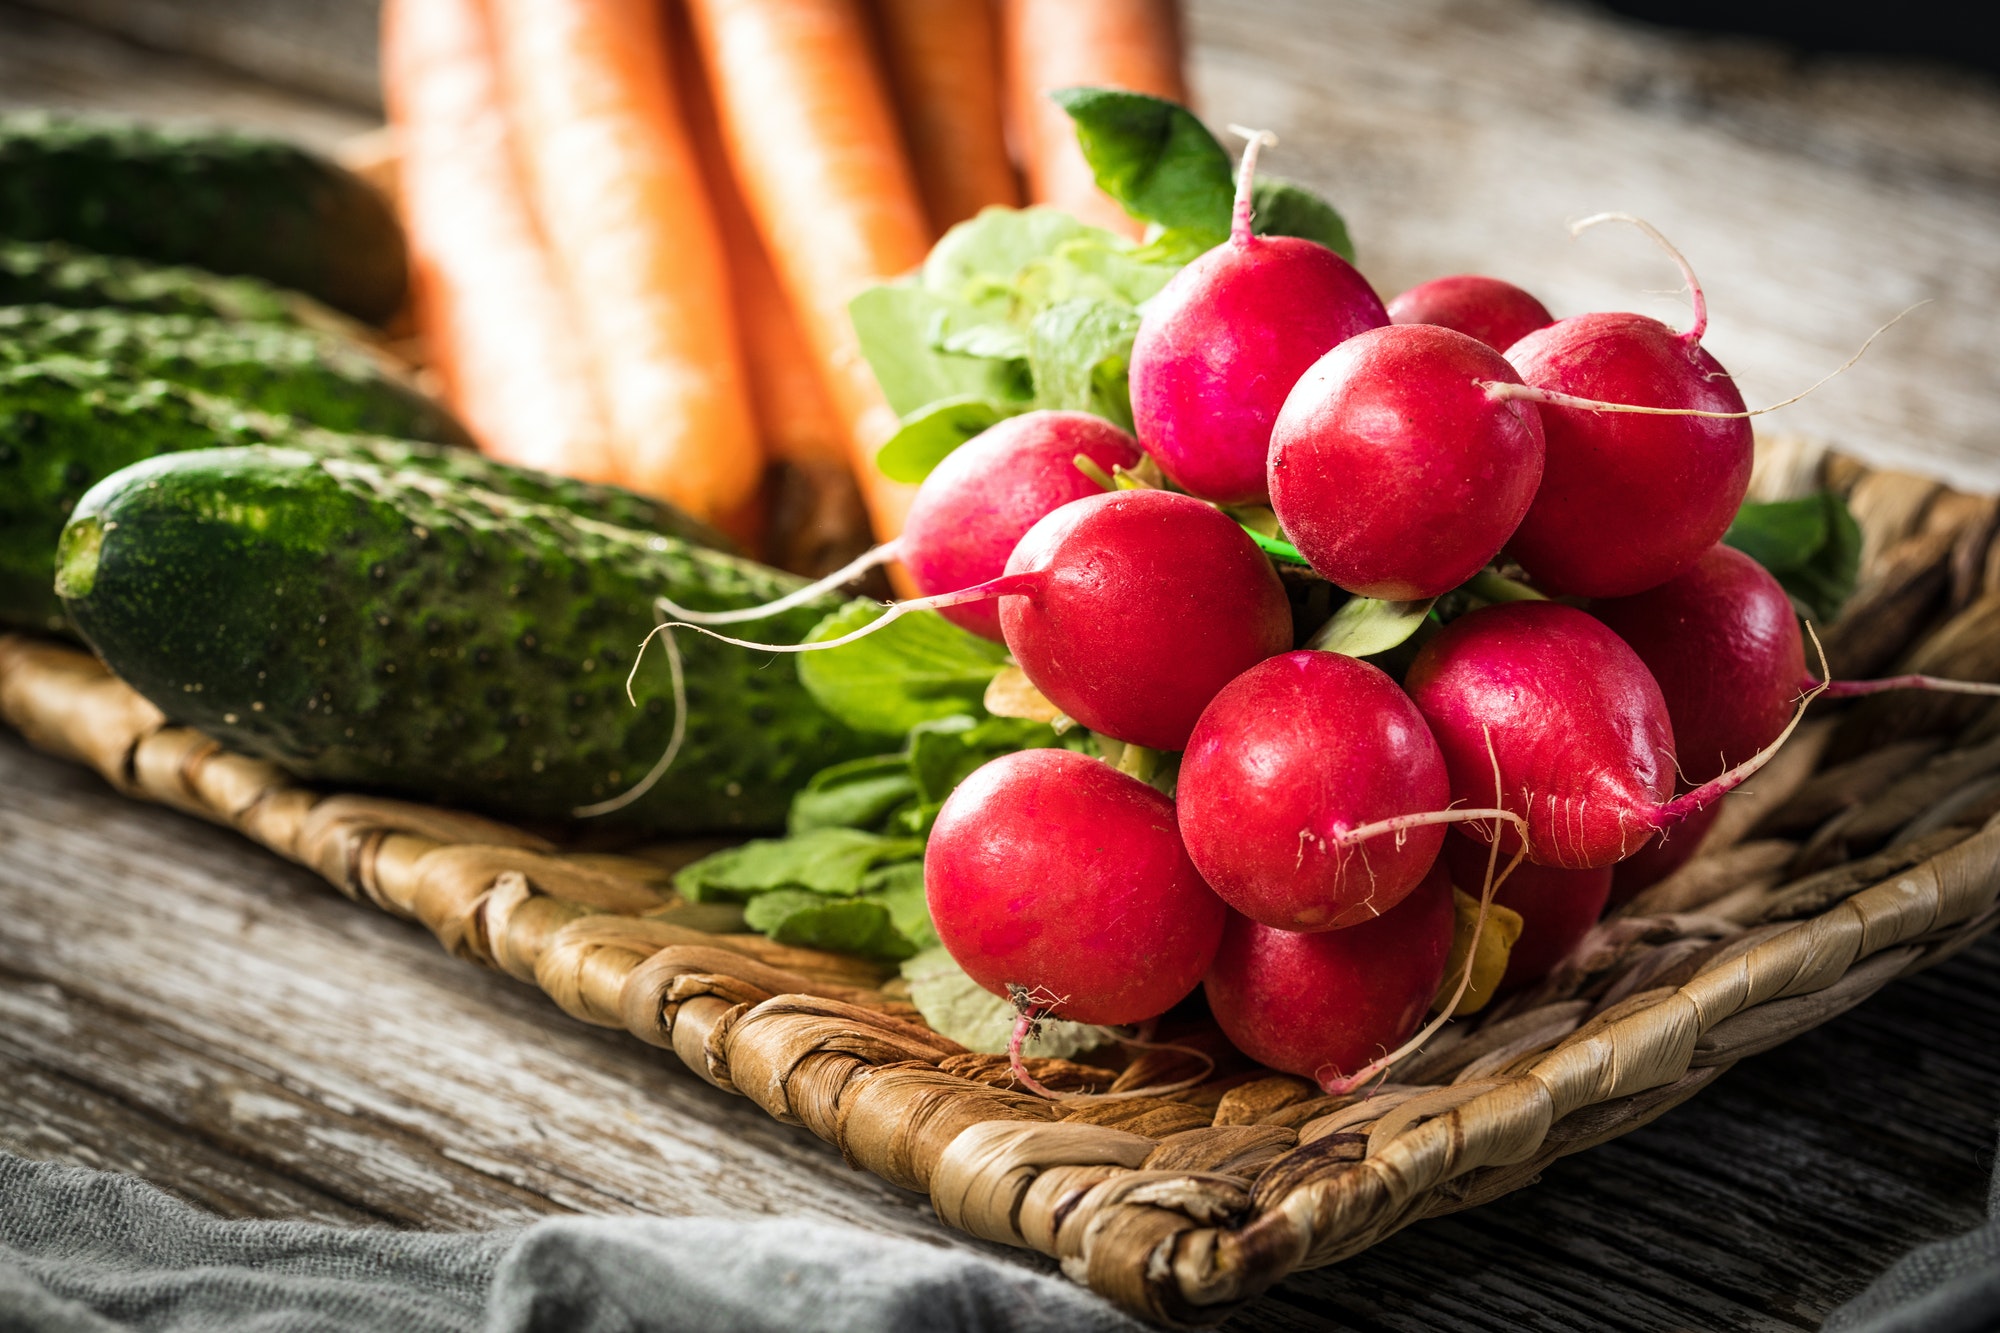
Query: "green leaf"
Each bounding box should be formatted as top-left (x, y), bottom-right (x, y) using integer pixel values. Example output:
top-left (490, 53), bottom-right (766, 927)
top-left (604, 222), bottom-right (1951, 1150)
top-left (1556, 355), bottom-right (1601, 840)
top-left (1306, 596), bottom-right (1438, 658)
top-left (875, 396), bottom-right (1018, 485)
top-left (900, 947), bottom-right (1118, 1057)
top-left (1251, 177), bottom-right (1355, 261)
top-left (1027, 298), bottom-right (1142, 418)
top-left (743, 890), bottom-right (917, 961)
top-left (1049, 87), bottom-right (1233, 239)
top-left (923, 206), bottom-right (1106, 305)
top-left (849, 282), bottom-right (1025, 416)
top-left (1723, 491), bottom-right (1862, 624)
top-left (796, 603), bottom-right (1011, 737)
top-left (860, 863), bottom-right (940, 953)
top-left (907, 714), bottom-right (1065, 803)
top-left (674, 827), bottom-right (925, 902)
top-left (787, 754), bottom-right (919, 834)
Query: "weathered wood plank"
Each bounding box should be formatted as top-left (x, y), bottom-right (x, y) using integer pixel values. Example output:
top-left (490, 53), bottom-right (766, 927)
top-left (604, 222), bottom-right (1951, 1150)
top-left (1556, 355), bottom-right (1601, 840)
top-left (1187, 0), bottom-right (2000, 491)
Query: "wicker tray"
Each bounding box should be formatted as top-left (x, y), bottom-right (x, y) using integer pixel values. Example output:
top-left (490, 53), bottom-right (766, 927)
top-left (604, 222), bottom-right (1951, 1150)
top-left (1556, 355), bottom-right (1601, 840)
top-left (6, 447), bottom-right (2000, 1326)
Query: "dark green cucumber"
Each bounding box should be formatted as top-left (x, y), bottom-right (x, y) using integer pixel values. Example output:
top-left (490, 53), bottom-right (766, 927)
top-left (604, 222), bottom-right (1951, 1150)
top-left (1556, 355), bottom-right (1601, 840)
top-left (0, 113), bottom-right (405, 323)
top-left (0, 238), bottom-right (362, 333)
top-left (56, 446), bottom-right (867, 833)
top-left (0, 306), bottom-right (469, 444)
top-left (0, 361), bottom-right (726, 635)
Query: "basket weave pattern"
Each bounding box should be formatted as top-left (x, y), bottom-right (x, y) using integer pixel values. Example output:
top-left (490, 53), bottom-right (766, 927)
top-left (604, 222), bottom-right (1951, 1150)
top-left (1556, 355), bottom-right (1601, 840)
top-left (6, 453), bottom-right (2000, 1325)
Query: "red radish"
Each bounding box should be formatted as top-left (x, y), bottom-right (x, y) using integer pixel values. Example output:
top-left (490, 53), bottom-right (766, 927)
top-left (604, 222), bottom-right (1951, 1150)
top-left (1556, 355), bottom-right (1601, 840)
top-left (1592, 543), bottom-right (1801, 783)
top-left (1593, 542), bottom-right (2000, 789)
top-left (1405, 601), bottom-right (1819, 869)
top-left (1609, 799), bottom-right (1722, 904)
top-left (1442, 837), bottom-right (1610, 989)
top-left (899, 410), bottom-right (1140, 641)
top-left (997, 488), bottom-right (1292, 749)
top-left (1387, 274), bottom-right (1554, 354)
top-left (1127, 131), bottom-right (1386, 505)
top-left (1203, 864), bottom-right (1455, 1083)
top-left (1177, 650), bottom-right (1454, 931)
top-left (925, 748), bottom-right (1226, 1026)
top-left (1268, 324), bottom-right (1546, 600)
top-left (1489, 216), bottom-right (1752, 598)
top-left (665, 487), bottom-right (1290, 751)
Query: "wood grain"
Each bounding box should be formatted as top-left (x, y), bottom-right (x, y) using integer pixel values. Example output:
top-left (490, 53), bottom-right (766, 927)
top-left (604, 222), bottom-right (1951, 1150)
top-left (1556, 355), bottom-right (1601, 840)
top-left (1187, 0), bottom-right (2000, 492)
top-left (4, 728), bottom-right (1996, 1330)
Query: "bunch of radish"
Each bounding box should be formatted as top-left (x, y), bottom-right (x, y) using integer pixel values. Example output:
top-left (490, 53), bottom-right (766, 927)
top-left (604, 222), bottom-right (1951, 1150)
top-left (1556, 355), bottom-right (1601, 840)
top-left (674, 134), bottom-right (1967, 1097)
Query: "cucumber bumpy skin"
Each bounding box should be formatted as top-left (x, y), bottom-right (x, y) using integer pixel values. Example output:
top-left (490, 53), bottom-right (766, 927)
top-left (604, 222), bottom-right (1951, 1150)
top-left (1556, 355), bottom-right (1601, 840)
top-left (0, 360), bottom-right (727, 635)
top-left (0, 113), bottom-right (405, 323)
top-left (0, 306), bottom-right (470, 445)
top-left (0, 239), bottom-right (363, 335)
top-left (56, 447), bottom-right (868, 833)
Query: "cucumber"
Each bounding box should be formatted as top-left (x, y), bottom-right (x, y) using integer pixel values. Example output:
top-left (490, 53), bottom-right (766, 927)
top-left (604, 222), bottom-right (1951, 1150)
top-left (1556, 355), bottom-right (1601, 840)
top-left (0, 361), bottom-right (727, 635)
top-left (0, 113), bottom-right (405, 323)
top-left (0, 239), bottom-right (361, 334)
top-left (55, 446), bottom-right (866, 833)
top-left (0, 306), bottom-right (469, 445)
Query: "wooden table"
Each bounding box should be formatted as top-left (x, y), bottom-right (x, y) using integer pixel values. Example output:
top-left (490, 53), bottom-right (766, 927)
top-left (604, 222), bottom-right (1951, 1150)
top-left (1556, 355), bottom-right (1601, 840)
top-left (4, 2), bottom-right (1999, 1328)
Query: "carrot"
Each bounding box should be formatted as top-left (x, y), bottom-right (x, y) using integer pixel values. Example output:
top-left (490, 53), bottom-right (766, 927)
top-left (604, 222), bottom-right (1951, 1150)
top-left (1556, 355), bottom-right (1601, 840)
top-left (379, 0), bottom-right (616, 481)
top-left (685, 0), bottom-right (932, 546)
top-left (671, 3), bottom-right (871, 575)
top-left (486, 0), bottom-right (761, 535)
top-left (1001, 0), bottom-right (1187, 238)
top-left (870, 0), bottom-right (1021, 231)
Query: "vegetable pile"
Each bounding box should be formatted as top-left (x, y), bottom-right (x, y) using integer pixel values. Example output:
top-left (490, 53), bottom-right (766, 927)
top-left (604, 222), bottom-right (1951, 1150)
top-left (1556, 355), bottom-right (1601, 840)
top-left (4, 3), bottom-right (1981, 1093)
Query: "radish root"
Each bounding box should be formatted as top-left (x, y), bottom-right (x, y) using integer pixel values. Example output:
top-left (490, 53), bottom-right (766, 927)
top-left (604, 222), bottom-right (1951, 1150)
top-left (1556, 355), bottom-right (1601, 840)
top-left (1658, 623), bottom-right (1831, 827)
top-left (573, 611), bottom-right (688, 818)
top-left (1478, 304), bottom-right (1922, 421)
top-left (1319, 728), bottom-right (1524, 1096)
top-left (661, 573), bottom-right (1038, 654)
top-left (656, 539), bottom-right (902, 626)
top-left (1005, 984), bottom-right (1216, 1103)
top-left (1818, 672), bottom-right (2000, 700)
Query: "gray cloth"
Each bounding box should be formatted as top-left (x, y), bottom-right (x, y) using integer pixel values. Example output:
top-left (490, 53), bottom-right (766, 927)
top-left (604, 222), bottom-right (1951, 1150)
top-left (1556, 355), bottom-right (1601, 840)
top-left (1823, 1137), bottom-right (2000, 1333)
top-left (0, 1153), bottom-right (1142, 1333)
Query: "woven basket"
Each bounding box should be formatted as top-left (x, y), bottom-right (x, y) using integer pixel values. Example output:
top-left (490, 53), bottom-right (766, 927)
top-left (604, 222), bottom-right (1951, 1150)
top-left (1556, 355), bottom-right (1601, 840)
top-left (7, 446), bottom-right (2000, 1326)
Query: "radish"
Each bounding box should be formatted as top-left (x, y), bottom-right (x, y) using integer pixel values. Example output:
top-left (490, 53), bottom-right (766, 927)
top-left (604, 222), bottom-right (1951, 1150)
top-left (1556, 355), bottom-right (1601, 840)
top-left (1127, 130), bottom-right (1386, 505)
top-left (1441, 837), bottom-right (1610, 989)
top-left (925, 748), bottom-right (1226, 1028)
top-left (664, 487), bottom-right (1291, 751)
top-left (1487, 216), bottom-right (1752, 598)
top-left (1203, 864), bottom-right (1455, 1083)
top-left (898, 411), bottom-right (1140, 642)
top-left (1404, 600), bottom-right (1820, 869)
top-left (1593, 542), bottom-right (2000, 785)
top-left (997, 488), bottom-right (1292, 749)
top-left (1178, 649), bottom-right (1525, 932)
top-left (1387, 274), bottom-right (1553, 353)
top-left (1267, 323), bottom-right (1546, 600)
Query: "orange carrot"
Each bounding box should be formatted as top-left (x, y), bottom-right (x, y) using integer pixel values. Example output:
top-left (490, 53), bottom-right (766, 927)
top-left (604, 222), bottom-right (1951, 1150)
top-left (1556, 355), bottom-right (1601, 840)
top-left (671, 14), bottom-right (849, 474)
top-left (685, 0), bottom-right (932, 545)
top-left (486, 0), bottom-right (761, 534)
top-left (1002, 0), bottom-right (1187, 238)
top-left (870, 0), bottom-right (1021, 231)
top-left (379, 0), bottom-right (616, 481)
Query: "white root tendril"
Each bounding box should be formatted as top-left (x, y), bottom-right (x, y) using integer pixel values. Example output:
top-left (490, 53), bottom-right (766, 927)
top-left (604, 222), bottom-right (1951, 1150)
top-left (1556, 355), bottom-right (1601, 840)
top-left (656, 539), bottom-right (901, 626)
top-left (661, 575), bottom-right (1030, 656)
top-left (573, 612), bottom-right (687, 819)
top-left (1004, 986), bottom-right (1216, 1104)
top-left (1320, 728), bottom-right (1522, 1097)
top-left (1477, 304), bottom-right (1924, 421)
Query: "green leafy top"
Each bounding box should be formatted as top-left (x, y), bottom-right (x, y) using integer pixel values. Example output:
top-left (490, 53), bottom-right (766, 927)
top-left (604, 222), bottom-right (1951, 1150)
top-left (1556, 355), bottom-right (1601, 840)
top-left (1050, 87), bottom-right (1356, 260)
top-left (1722, 490), bottom-right (1862, 624)
top-left (795, 602), bottom-right (1011, 739)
